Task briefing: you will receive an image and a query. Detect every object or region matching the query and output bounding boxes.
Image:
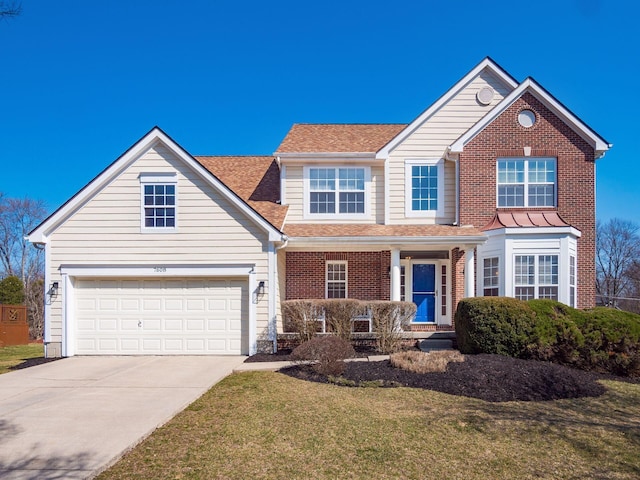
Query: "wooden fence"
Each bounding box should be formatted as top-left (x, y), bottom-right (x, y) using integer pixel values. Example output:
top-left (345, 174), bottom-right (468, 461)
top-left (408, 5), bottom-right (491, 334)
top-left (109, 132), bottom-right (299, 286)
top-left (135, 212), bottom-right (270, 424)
top-left (0, 304), bottom-right (29, 347)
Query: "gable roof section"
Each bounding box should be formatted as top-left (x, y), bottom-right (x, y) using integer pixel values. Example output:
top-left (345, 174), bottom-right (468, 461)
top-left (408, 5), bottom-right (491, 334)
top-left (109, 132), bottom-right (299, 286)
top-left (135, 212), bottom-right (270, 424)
top-left (375, 57), bottom-right (519, 159)
top-left (275, 124), bottom-right (406, 154)
top-left (449, 77), bottom-right (612, 158)
top-left (195, 156), bottom-right (288, 230)
top-left (28, 127), bottom-right (285, 243)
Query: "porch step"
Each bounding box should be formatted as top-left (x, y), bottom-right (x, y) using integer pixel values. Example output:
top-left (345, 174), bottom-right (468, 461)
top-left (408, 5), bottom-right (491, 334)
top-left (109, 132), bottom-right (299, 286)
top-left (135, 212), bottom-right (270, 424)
top-left (417, 338), bottom-right (454, 352)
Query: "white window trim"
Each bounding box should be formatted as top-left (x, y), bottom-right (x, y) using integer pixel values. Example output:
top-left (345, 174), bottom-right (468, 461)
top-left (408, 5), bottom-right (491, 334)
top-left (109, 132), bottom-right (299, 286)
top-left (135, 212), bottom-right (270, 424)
top-left (482, 256), bottom-right (500, 296)
top-left (513, 253), bottom-right (560, 301)
top-left (326, 260), bottom-right (348, 299)
top-left (303, 166), bottom-right (371, 220)
top-left (496, 157), bottom-right (557, 208)
top-left (404, 158), bottom-right (445, 218)
top-left (139, 172), bottom-right (178, 233)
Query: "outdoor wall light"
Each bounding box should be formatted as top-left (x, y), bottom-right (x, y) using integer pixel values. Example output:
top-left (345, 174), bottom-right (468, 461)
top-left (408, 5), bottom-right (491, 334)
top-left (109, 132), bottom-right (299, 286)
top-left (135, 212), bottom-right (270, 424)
top-left (257, 281), bottom-right (265, 296)
top-left (49, 282), bottom-right (59, 297)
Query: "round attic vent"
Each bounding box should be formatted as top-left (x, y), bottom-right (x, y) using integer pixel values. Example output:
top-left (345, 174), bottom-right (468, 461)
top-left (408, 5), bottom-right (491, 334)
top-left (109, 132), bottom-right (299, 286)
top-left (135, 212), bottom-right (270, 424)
top-left (518, 109), bottom-right (536, 128)
top-left (476, 87), bottom-right (495, 105)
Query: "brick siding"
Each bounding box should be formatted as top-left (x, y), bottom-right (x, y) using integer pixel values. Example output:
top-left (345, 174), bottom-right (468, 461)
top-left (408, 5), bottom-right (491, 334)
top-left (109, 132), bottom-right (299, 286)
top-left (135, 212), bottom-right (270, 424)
top-left (285, 251), bottom-right (391, 301)
top-left (460, 93), bottom-right (596, 308)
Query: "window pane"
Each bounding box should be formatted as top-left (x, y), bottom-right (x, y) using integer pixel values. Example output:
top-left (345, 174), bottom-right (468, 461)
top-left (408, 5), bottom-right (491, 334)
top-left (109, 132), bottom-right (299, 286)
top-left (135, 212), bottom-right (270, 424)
top-left (515, 287), bottom-right (535, 300)
top-left (538, 255), bottom-right (558, 285)
top-left (483, 257), bottom-right (499, 288)
top-left (498, 185), bottom-right (524, 207)
top-left (528, 185), bottom-right (554, 206)
top-left (411, 164), bottom-right (438, 211)
top-left (327, 263), bottom-right (347, 299)
top-left (515, 256), bottom-right (535, 285)
top-left (339, 192), bottom-right (364, 213)
top-left (539, 286), bottom-right (558, 300)
top-left (310, 192), bottom-right (335, 213)
top-left (338, 168), bottom-right (364, 191)
top-left (143, 184), bottom-right (176, 228)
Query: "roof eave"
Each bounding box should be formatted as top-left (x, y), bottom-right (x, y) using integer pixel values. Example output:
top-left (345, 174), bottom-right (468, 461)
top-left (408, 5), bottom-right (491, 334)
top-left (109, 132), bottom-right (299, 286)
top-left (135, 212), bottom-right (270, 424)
top-left (286, 234), bottom-right (487, 247)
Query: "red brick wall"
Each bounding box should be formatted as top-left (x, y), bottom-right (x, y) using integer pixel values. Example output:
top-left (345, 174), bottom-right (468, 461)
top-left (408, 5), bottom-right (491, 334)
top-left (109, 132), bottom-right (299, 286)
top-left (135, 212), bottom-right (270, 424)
top-left (285, 251), bottom-right (391, 301)
top-left (460, 93), bottom-right (596, 308)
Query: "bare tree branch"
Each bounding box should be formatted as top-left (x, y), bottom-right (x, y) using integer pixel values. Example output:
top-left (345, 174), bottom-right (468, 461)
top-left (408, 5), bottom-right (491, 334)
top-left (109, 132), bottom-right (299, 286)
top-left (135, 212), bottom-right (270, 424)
top-left (0, 1), bottom-right (21, 19)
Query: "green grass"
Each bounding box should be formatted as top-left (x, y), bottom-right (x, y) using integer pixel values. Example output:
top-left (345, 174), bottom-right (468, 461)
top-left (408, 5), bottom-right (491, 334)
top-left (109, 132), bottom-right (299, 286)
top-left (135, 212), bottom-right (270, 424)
top-left (0, 343), bottom-right (44, 375)
top-left (98, 371), bottom-right (640, 480)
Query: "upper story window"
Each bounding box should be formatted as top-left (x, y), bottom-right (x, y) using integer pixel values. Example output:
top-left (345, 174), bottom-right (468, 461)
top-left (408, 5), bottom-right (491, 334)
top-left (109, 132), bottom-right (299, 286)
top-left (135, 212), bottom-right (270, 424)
top-left (497, 158), bottom-right (556, 208)
top-left (139, 173), bottom-right (177, 232)
top-left (405, 158), bottom-right (445, 218)
top-left (304, 166), bottom-right (370, 219)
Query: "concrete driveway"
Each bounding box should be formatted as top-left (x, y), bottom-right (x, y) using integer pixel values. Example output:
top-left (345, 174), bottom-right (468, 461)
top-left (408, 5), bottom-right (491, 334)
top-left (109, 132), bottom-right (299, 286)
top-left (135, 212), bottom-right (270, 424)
top-left (0, 355), bottom-right (245, 480)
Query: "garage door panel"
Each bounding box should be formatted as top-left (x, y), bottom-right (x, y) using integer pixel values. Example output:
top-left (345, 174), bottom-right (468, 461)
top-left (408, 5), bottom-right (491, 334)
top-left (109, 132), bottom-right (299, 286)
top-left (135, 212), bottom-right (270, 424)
top-left (75, 277), bottom-right (246, 355)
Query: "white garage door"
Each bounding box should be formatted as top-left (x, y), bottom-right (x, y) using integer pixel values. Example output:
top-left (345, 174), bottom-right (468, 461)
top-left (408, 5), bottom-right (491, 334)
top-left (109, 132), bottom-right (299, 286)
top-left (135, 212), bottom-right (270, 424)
top-left (74, 278), bottom-right (247, 355)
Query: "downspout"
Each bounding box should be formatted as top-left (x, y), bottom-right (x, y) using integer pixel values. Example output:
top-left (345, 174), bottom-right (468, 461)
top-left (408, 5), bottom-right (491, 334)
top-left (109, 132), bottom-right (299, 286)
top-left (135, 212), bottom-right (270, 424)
top-left (271, 235), bottom-right (289, 352)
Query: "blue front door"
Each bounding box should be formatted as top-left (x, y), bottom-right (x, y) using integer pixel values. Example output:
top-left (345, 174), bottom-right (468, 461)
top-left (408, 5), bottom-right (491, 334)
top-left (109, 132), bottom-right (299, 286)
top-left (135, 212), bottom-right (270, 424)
top-left (412, 264), bottom-right (436, 323)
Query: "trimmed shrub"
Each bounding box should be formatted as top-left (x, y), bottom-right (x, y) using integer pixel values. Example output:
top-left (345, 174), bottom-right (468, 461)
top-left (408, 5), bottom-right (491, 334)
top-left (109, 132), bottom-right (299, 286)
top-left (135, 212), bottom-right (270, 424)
top-left (323, 299), bottom-right (364, 341)
top-left (455, 297), bottom-right (536, 357)
top-left (576, 307), bottom-right (640, 376)
top-left (290, 335), bottom-right (355, 376)
top-left (369, 301), bottom-right (416, 353)
top-left (0, 276), bottom-right (25, 305)
top-left (527, 300), bottom-right (585, 364)
top-left (282, 300), bottom-right (325, 343)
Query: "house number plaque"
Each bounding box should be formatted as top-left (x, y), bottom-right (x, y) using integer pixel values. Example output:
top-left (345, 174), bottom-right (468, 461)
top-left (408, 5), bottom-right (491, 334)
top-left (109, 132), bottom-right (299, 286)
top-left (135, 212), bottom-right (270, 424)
top-left (153, 267), bottom-right (167, 273)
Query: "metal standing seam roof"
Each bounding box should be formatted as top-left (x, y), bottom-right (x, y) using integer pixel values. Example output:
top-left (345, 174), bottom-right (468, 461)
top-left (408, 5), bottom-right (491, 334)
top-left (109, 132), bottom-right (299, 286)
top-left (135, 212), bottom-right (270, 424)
top-left (482, 211), bottom-right (571, 231)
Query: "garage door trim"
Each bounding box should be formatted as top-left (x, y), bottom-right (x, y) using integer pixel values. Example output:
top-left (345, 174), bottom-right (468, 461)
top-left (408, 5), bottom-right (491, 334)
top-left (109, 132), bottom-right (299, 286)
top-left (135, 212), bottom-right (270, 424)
top-left (59, 264), bottom-right (258, 357)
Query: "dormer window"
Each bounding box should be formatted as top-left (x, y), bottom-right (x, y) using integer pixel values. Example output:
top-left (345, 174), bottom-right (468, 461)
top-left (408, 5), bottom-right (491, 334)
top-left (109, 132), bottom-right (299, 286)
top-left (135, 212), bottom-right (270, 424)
top-left (497, 158), bottom-right (556, 208)
top-left (304, 166), bottom-right (370, 219)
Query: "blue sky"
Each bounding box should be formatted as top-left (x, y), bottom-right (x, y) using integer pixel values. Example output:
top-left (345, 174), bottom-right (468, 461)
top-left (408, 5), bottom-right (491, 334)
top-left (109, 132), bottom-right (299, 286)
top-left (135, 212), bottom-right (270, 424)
top-left (0, 0), bottom-right (637, 225)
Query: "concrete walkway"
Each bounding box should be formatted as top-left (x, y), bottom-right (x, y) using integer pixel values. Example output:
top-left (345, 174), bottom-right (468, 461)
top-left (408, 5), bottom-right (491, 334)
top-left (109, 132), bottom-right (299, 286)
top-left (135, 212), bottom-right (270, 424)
top-left (0, 355), bottom-right (245, 480)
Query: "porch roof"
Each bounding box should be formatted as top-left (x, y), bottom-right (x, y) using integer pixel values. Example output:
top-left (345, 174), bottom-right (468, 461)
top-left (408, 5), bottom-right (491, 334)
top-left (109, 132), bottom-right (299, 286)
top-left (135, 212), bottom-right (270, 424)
top-left (283, 223), bottom-right (485, 243)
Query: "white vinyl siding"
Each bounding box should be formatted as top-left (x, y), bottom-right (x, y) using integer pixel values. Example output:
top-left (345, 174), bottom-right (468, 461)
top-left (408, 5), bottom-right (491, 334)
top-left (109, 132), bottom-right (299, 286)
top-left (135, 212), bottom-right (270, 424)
top-left (47, 144), bottom-right (271, 346)
top-left (387, 70), bottom-right (513, 224)
top-left (284, 164), bottom-right (384, 223)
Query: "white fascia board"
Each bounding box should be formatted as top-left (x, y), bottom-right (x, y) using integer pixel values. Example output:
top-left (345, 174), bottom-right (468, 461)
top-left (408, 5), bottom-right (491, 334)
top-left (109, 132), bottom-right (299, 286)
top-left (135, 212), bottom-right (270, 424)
top-left (484, 226), bottom-right (582, 238)
top-left (59, 264), bottom-right (256, 277)
top-left (449, 78), bottom-right (611, 156)
top-left (28, 127), bottom-right (285, 244)
top-left (375, 58), bottom-right (519, 160)
top-left (277, 152), bottom-right (379, 164)
top-left (287, 234), bottom-right (487, 248)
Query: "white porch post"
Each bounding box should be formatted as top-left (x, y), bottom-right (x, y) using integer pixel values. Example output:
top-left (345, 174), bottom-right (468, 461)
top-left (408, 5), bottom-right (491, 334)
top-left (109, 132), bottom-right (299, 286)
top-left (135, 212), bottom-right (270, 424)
top-left (391, 248), bottom-right (401, 301)
top-left (464, 247), bottom-right (475, 298)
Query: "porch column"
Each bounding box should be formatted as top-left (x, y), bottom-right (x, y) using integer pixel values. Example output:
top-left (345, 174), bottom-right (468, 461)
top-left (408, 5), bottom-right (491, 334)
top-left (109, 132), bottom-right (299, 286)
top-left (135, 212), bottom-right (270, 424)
top-left (464, 247), bottom-right (475, 298)
top-left (391, 248), bottom-right (401, 301)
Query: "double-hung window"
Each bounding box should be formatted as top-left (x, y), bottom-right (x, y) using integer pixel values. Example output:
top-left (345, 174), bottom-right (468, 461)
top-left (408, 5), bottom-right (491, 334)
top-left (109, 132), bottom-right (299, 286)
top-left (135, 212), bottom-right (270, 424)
top-left (497, 158), bottom-right (556, 207)
top-left (483, 257), bottom-right (499, 296)
top-left (140, 173), bottom-right (177, 232)
top-left (326, 261), bottom-right (347, 298)
top-left (514, 254), bottom-right (558, 300)
top-left (405, 159), bottom-right (444, 217)
top-left (306, 167), bottom-right (368, 217)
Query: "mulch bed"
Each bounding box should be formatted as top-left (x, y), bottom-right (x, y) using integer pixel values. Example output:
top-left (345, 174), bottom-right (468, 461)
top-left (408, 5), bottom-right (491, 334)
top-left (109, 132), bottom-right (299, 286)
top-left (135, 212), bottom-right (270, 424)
top-left (9, 357), bottom-right (61, 370)
top-left (272, 353), bottom-right (638, 403)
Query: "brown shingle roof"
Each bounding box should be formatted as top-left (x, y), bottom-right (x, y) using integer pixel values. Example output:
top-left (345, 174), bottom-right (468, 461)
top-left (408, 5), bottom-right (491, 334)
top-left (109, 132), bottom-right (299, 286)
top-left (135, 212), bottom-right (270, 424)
top-left (482, 211), bottom-right (571, 231)
top-left (275, 124), bottom-right (407, 153)
top-left (195, 156), bottom-right (288, 230)
top-left (284, 224), bottom-right (484, 238)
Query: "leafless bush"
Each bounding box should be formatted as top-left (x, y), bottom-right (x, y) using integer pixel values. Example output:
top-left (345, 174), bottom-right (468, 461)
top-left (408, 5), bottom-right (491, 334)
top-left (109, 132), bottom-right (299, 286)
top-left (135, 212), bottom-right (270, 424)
top-left (323, 299), bottom-right (364, 341)
top-left (282, 300), bottom-right (325, 343)
top-left (390, 350), bottom-right (464, 374)
top-left (370, 301), bottom-right (416, 353)
top-left (290, 336), bottom-right (355, 376)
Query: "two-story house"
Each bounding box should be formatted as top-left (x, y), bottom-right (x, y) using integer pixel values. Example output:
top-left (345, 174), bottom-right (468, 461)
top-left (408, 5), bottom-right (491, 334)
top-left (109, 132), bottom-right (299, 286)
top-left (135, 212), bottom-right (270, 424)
top-left (28, 58), bottom-right (610, 357)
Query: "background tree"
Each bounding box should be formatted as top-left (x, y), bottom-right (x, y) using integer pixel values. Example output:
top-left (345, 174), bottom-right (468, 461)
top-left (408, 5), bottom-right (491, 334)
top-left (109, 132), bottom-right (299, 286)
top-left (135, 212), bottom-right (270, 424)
top-left (0, 1), bottom-right (21, 18)
top-left (0, 195), bottom-right (47, 337)
top-left (596, 218), bottom-right (640, 309)
top-left (0, 275), bottom-right (25, 304)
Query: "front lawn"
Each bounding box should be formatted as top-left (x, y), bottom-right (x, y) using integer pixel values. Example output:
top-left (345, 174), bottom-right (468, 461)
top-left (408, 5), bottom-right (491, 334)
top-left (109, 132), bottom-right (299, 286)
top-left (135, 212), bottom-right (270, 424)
top-left (97, 369), bottom-right (640, 480)
top-left (0, 343), bottom-right (44, 374)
